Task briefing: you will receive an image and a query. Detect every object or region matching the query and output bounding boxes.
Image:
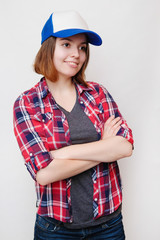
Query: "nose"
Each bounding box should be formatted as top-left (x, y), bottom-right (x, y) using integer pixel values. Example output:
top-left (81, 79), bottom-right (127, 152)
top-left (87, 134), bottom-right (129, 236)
top-left (71, 47), bottom-right (80, 58)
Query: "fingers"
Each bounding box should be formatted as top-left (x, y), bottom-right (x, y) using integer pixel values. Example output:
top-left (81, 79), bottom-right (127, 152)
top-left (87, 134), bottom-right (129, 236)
top-left (112, 121), bottom-right (122, 135)
top-left (104, 115), bottom-right (122, 128)
top-left (105, 115), bottom-right (115, 124)
top-left (103, 115), bottom-right (122, 138)
top-left (110, 116), bottom-right (122, 127)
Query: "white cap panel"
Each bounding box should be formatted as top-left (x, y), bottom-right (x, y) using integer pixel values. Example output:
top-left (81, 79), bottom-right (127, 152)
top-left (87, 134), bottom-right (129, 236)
top-left (53, 11), bottom-right (89, 33)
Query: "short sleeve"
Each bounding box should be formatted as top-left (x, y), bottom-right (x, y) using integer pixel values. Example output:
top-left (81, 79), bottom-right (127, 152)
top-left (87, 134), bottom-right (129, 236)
top-left (99, 84), bottom-right (134, 146)
top-left (13, 94), bottom-right (53, 180)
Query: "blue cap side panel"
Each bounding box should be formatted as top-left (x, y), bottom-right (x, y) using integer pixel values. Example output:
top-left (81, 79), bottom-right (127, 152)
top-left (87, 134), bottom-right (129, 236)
top-left (41, 13), bottom-right (54, 44)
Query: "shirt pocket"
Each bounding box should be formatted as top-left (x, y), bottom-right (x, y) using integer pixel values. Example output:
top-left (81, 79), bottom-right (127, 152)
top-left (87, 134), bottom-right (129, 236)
top-left (34, 112), bottom-right (68, 150)
top-left (89, 102), bottom-right (104, 126)
top-left (96, 102), bottom-right (104, 121)
top-left (33, 112), bottom-right (53, 123)
top-left (32, 111), bottom-right (54, 140)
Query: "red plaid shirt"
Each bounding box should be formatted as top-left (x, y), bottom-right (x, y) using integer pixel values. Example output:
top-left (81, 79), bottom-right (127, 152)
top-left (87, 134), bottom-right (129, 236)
top-left (13, 77), bottom-right (133, 222)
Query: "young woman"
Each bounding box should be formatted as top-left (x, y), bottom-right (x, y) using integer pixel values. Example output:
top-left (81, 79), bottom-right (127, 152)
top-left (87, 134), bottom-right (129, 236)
top-left (13, 10), bottom-right (133, 240)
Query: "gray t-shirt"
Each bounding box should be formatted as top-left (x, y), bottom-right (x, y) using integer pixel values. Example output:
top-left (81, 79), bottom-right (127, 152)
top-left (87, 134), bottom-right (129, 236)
top-left (58, 91), bottom-right (121, 229)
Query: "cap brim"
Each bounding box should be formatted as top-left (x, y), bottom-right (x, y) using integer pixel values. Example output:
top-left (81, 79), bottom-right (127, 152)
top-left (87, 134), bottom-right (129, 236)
top-left (52, 29), bottom-right (102, 46)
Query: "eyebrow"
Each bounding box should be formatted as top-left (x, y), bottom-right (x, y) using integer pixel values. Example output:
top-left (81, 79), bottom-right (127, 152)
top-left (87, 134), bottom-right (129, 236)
top-left (60, 38), bottom-right (87, 45)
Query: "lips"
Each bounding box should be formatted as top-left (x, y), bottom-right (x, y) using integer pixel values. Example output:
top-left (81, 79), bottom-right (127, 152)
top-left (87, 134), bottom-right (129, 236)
top-left (65, 61), bottom-right (79, 67)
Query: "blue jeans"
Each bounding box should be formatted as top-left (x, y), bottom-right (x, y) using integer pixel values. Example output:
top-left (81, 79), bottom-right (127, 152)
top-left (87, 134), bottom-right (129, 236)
top-left (34, 213), bottom-right (125, 240)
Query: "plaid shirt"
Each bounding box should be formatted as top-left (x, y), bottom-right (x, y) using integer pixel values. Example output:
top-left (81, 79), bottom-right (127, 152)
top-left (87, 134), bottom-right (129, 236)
top-left (13, 77), bottom-right (133, 223)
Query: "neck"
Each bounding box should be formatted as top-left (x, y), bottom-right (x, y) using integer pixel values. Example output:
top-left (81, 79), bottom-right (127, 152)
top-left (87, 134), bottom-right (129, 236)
top-left (46, 76), bottom-right (74, 94)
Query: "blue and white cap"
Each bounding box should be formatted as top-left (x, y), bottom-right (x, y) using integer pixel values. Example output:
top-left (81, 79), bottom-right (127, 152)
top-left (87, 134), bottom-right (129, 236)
top-left (41, 10), bottom-right (102, 46)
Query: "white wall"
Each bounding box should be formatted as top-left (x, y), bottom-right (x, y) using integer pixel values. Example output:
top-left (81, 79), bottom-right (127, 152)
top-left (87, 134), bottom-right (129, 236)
top-left (0, 0), bottom-right (159, 239)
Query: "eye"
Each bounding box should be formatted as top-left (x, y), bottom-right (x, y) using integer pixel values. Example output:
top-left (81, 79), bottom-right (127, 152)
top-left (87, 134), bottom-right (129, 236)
top-left (79, 45), bottom-right (87, 52)
top-left (63, 42), bottom-right (70, 47)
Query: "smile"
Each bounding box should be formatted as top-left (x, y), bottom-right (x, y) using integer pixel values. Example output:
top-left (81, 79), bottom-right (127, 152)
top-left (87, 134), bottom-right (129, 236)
top-left (65, 61), bottom-right (79, 67)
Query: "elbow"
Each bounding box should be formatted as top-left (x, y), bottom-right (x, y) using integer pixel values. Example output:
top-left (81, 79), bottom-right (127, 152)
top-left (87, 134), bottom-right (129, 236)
top-left (36, 180), bottom-right (47, 186)
top-left (123, 141), bottom-right (133, 158)
top-left (36, 170), bottom-right (48, 186)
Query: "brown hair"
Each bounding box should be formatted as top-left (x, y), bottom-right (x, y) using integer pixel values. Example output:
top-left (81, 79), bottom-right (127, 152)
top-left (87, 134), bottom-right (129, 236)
top-left (34, 37), bottom-right (89, 87)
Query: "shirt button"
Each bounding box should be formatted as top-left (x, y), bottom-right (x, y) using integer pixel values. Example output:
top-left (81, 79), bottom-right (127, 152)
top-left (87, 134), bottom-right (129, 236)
top-left (93, 180), bottom-right (97, 184)
top-left (42, 119), bottom-right (45, 122)
top-left (95, 198), bottom-right (98, 202)
top-left (80, 101), bottom-right (83, 104)
top-left (30, 153), bottom-right (33, 157)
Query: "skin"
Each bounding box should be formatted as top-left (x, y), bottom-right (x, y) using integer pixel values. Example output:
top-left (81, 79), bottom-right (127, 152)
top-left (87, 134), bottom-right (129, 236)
top-left (36, 34), bottom-right (133, 186)
top-left (46, 34), bottom-right (87, 112)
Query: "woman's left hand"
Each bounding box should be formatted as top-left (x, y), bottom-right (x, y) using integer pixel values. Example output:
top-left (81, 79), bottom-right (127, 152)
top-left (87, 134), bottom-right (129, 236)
top-left (102, 115), bottom-right (122, 140)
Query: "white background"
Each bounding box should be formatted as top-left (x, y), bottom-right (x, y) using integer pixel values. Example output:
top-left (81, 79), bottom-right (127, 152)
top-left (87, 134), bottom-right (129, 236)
top-left (0, 0), bottom-right (160, 239)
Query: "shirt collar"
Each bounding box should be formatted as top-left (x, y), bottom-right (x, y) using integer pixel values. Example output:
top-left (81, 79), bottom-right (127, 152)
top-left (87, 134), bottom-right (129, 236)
top-left (39, 77), bottom-right (50, 99)
top-left (73, 80), bottom-right (93, 95)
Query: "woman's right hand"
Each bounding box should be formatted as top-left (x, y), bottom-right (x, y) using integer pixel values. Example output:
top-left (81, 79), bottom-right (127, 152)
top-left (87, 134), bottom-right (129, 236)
top-left (102, 115), bottom-right (122, 140)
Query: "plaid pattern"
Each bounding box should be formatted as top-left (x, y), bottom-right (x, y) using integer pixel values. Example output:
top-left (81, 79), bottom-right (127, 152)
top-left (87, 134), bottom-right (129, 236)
top-left (13, 77), bottom-right (133, 222)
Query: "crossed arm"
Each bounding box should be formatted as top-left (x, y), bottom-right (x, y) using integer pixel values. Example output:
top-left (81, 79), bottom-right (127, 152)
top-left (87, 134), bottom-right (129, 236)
top-left (36, 116), bottom-right (133, 185)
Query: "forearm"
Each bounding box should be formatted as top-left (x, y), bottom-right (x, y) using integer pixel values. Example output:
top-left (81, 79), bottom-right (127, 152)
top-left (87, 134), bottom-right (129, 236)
top-left (51, 136), bottom-right (133, 163)
top-left (36, 158), bottom-right (99, 186)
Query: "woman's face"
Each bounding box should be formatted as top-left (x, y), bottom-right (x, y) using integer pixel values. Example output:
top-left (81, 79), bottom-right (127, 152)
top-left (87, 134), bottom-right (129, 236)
top-left (53, 33), bottom-right (87, 80)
